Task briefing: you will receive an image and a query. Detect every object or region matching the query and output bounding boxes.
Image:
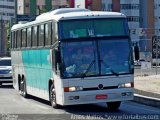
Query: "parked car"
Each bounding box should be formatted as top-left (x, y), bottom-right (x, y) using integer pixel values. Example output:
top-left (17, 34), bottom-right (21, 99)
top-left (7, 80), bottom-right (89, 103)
top-left (0, 57), bottom-right (12, 86)
top-left (134, 59), bottom-right (145, 66)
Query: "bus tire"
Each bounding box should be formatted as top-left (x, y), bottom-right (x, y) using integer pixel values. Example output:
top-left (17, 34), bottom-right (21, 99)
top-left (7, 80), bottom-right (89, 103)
top-left (49, 84), bottom-right (60, 108)
top-left (20, 77), bottom-right (28, 98)
top-left (107, 101), bottom-right (121, 111)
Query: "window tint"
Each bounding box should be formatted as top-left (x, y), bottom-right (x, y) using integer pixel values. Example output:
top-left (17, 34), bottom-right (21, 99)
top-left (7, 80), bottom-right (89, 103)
top-left (60, 19), bottom-right (128, 39)
top-left (27, 27), bottom-right (32, 47)
top-left (12, 22), bottom-right (54, 49)
top-left (94, 19), bottom-right (127, 36)
top-left (32, 26), bottom-right (38, 47)
top-left (17, 30), bottom-right (21, 48)
top-left (48, 22), bottom-right (52, 45)
top-left (38, 24), bottom-right (44, 46)
top-left (11, 32), bottom-right (14, 48)
top-left (45, 23), bottom-right (52, 46)
top-left (22, 28), bottom-right (27, 47)
top-left (52, 22), bottom-right (57, 44)
top-left (13, 31), bottom-right (17, 48)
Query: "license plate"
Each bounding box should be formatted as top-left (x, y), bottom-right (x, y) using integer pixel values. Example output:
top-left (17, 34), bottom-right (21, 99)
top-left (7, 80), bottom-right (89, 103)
top-left (96, 94), bottom-right (108, 99)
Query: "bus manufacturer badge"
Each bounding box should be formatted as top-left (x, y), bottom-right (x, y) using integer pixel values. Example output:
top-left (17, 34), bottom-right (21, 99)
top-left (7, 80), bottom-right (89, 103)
top-left (98, 84), bottom-right (104, 90)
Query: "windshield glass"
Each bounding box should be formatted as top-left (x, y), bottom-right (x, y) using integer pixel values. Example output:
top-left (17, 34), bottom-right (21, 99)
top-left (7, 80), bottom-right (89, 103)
top-left (60, 41), bottom-right (99, 78)
top-left (59, 18), bottom-right (129, 39)
top-left (0, 59), bottom-right (11, 66)
top-left (60, 39), bottom-right (132, 78)
top-left (99, 40), bottom-right (132, 75)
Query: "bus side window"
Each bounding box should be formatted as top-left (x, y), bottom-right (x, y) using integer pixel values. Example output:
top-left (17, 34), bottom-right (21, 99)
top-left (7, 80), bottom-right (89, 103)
top-left (11, 31), bottom-right (14, 49)
top-left (14, 31), bottom-right (17, 49)
top-left (38, 24), bottom-right (45, 47)
top-left (45, 23), bottom-right (51, 46)
top-left (48, 22), bottom-right (52, 45)
top-left (27, 27), bottom-right (32, 47)
top-left (17, 30), bottom-right (22, 48)
top-left (32, 26), bottom-right (38, 47)
top-left (22, 28), bottom-right (27, 48)
top-left (52, 22), bottom-right (57, 45)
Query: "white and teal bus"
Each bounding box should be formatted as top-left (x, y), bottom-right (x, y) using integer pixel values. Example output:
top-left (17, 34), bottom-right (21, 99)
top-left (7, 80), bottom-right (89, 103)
top-left (11, 8), bottom-right (134, 110)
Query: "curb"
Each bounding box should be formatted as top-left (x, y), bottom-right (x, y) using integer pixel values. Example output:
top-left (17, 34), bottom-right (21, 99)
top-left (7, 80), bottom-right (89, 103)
top-left (134, 94), bottom-right (160, 108)
top-left (134, 89), bottom-right (160, 108)
top-left (134, 89), bottom-right (160, 99)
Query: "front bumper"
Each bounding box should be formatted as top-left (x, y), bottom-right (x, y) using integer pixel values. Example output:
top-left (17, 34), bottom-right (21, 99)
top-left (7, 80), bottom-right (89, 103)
top-left (61, 88), bottom-right (134, 105)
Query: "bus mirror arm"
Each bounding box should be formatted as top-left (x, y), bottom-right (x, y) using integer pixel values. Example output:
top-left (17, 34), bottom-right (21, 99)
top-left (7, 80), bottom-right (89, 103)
top-left (54, 48), bottom-right (61, 64)
top-left (134, 44), bottom-right (139, 61)
top-left (54, 48), bottom-right (62, 75)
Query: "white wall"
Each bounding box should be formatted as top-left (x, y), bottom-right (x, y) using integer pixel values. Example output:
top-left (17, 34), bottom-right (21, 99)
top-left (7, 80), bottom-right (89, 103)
top-left (74, 0), bottom-right (85, 8)
top-left (17, 0), bottom-right (24, 15)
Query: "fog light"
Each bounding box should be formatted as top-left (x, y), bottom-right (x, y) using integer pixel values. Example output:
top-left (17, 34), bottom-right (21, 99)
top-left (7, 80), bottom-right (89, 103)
top-left (126, 92), bottom-right (132, 96)
top-left (122, 92), bottom-right (132, 96)
top-left (69, 96), bottom-right (79, 100)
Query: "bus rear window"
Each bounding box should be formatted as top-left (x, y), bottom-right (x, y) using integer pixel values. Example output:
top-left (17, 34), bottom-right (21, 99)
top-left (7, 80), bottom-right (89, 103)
top-left (59, 18), bottom-right (129, 39)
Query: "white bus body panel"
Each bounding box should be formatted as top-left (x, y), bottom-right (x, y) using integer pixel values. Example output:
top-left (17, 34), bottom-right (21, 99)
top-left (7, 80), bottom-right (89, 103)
top-left (55, 75), bottom-right (134, 105)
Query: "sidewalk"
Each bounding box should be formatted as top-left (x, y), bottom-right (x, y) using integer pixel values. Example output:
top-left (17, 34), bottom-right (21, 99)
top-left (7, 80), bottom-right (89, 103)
top-left (134, 75), bottom-right (160, 107)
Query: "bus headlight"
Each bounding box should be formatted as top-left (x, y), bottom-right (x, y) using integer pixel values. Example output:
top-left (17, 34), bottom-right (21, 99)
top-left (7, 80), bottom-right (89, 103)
top-left (118, 82), bottom-right (134, 88)
top-left (64, 86), bottom-right (83, 92)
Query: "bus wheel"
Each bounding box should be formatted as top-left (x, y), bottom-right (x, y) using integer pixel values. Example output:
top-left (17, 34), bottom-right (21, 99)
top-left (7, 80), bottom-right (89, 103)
top-left (49, 84), bottom-right (60, 108)
top-left (107, 101), bottom-right (121, 111)
top-left (20, 79), bottom-right (28, 98)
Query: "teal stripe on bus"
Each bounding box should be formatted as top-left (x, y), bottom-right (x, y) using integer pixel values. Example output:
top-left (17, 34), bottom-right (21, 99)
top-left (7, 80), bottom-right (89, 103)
top-left (22, 49), bottom-right (53, 90)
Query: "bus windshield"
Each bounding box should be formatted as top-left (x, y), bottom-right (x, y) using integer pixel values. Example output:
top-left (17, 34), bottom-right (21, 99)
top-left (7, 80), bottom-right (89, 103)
top-left (60, 41), bottom-right (99, 78)
top-left (59, 18), bottom-right (129, 39)
top-left (60, 39), bottom-right (132, 78)
top-left (99, 40), bottom-right (131, 75)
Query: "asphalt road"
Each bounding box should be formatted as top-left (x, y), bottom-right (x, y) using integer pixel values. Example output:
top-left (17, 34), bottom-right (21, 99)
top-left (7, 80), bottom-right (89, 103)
top-left (0, 84), bottom-right (160, 120)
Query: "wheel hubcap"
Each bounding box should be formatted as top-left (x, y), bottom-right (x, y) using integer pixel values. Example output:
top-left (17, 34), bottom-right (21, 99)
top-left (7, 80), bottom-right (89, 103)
top-left (20, 80), bottom-right (24, 92)
top-left (51, 88), bottom-right (56, 105)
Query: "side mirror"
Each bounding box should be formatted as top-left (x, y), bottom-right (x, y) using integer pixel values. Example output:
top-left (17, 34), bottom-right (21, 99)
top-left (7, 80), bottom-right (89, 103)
top-left (134, 45), bottom-right (139, 61)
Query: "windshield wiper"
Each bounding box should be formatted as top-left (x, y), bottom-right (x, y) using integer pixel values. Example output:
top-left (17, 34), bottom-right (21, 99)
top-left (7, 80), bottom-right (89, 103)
top-left (81, 60), bottom-right (95, 79)
top-left (100, 60), bottom-right (119, 76)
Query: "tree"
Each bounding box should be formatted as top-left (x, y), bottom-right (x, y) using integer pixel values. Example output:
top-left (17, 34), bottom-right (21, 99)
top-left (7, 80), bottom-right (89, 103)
top-left (5, 22), bottom-right (11, 56)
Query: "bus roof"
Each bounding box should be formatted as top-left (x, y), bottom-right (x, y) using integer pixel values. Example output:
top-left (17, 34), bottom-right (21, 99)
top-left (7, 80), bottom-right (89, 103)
top-left (11, 8), bottom-right (126, 31)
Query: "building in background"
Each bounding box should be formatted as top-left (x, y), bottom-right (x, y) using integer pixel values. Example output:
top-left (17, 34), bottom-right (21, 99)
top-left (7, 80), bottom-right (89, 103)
top-left (154, 0), bottom-right (160, 38)
top-left (102, 0), bottom-right (140, 43)
top-left (69, 0), bottom-right (101, 11)
top-left (0, 0), bottom-right (15, 56)
top-left (101, 0), bottom-right (160, 60)
top-left (14, 0), bottom-right (160, 61)
top-left (17, 0), bottom-right (67, 16)
top-left (139, 0), bottom-right (154, 60)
